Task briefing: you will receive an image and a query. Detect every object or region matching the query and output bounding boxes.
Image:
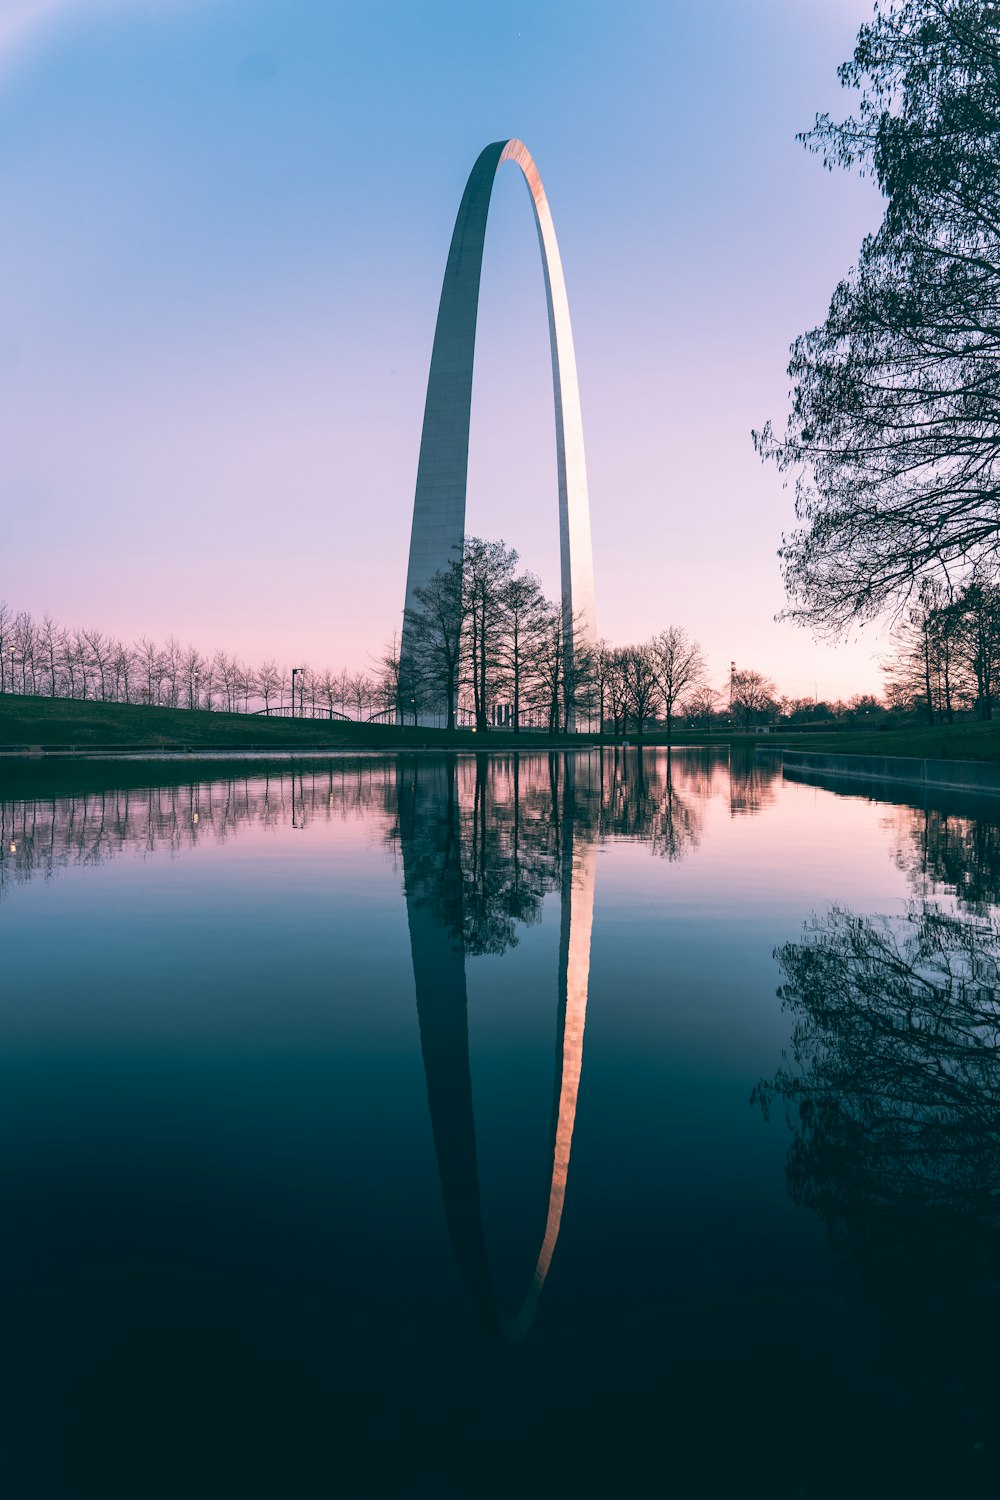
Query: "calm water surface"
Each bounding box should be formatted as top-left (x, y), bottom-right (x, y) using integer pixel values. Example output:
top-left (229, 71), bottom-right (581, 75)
top-left (2, 748), bottom-right (998, 1497)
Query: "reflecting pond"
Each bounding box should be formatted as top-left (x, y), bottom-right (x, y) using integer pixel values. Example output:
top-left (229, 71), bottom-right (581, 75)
top-left (1, 748), bottom-right (998, 1497)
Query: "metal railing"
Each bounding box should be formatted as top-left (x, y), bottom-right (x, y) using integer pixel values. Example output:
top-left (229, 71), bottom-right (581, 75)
top-left (253, 705), bottom-right (351, 721)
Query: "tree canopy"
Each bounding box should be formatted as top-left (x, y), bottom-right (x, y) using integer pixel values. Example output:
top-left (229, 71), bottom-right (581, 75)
top-left (756, 0), bottom-right (1000, 631)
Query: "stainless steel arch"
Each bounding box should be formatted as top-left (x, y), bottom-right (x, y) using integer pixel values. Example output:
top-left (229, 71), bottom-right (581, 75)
top-left (401, 139), bottom-right (596, 729)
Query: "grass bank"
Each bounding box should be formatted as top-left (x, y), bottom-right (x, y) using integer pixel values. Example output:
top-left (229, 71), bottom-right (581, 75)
top-left (0, 695), bottom-right (596, 752)
top-left (761, 721), bottom-right (1000, 764)
top-left (1, 695), bottom-right (999, 763)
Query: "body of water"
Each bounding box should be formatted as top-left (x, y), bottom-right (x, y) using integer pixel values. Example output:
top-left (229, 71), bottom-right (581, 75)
top-left (2, 748), bottom-right (998, 1496)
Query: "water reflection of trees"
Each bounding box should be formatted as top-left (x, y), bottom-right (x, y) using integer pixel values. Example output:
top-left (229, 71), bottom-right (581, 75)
top-left (393, 748), bottom-right (728, 955)
top-left (887, 803), bottom-right (1000, 914)
top-left (728, 750), bottom-right (779, 818)
top-left (755, 901), bottom-right (1000, 1436)
top-left (0, 747), bottom-right (763, 917)
top-left (0, 762), bottom-right (399, 902)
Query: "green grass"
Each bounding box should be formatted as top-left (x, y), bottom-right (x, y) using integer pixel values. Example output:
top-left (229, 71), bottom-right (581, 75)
top-left (759, 721), bottom-right (1000, 764)
top-left (0, 694), bottom-right (599, 752)
top-left (2, 694), bottom-right (1000, 763)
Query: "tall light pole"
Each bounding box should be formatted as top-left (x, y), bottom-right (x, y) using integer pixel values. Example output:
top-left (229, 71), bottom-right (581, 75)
top-left (291, 667), bottom-right (300, 718)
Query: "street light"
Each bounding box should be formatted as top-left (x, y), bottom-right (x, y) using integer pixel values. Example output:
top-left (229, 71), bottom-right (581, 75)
top-left (291, 667), bottom-right (300, 719)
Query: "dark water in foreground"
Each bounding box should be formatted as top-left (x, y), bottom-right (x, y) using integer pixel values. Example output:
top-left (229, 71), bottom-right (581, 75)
top-left (2, 748), bottom-right (999, 1498)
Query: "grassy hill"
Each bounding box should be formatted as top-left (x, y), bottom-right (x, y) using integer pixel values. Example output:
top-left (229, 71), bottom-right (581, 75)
top-left (761, 721), bottom-right (1000, 764)
top-left (0, 694), bottom-right (592, 752)
top-left (2, 694), bottom-right (1000, 762)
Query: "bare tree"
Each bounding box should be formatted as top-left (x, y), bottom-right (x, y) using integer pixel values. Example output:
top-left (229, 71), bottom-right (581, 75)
top-left (684, 683), bottom-right (721, 730)
top-left (37, 614), bottom-right (62, 698)
top-left (498, 571), bottom-right (547, 733)
top-left (953, 580), bottom-right (1000, 721)
top-left (14, 611), bottom-right (37, 694)
top-left (403, 558), bottom-right (465, 730)
top-left (650, 626), bottom-right (706, 739)
top-left (620, 642), bottom-right (660, 736)
top-left (730, 667), bottom-right (778, 728)
top-left (258, 660), bottom-right (281, 714)
top-left (0, 600), bottom-right (11, 693)
top-left (462, 537), bottom-right (517, 731)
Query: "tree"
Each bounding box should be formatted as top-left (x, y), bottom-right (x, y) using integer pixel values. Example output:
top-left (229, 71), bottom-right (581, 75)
top-left (498, 571), bottom-right (547, 733)
top-left (462, 537), bottom-right (517, 731)
top-left (604, 647), bottom-right (630, 734)
top-left (529, 604), bottom-right (567, 734)
top-left (953, 578), bottom-right (1000, 718)
top-left (0, 600), bottom-right (11, 693)
top-left (182, 645), bottom-right (203, 709)
top-left (348, 672), bottom-right (374, 722)
top-left (377, 632), bottom-right (425, 724)
top-left (650, 626), bottom-right (706, 739)
top-left (113, 639), bottom-right (135, 704)
top-left (403, 558), bottom-right (465, 730)
top-left (755, 1), bottom-right (1000, 631)
top-left (683, 683), bottom-right (721, 730)
top-left (882, 583), bottom-right (968, 722)
top-left (14, 611), bottom-right (36, 694)
top-left (38, 614), bottom-right (62, 698)
top-left (562, 621), bottom-right (597, 732)
top-left (730, 667), bottom-right (778, 727)
top-left (258, 660), bottom-right (281, 714)
top-left (619, 643), bottom-right (660, 735)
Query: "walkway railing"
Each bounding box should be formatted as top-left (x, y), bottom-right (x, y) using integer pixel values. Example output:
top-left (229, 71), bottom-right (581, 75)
top-left (253, 705), bottom-right (351, 721)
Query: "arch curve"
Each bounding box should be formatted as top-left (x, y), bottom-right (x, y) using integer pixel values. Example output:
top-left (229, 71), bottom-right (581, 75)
top-left (401, 139), bottom-right (596, 729)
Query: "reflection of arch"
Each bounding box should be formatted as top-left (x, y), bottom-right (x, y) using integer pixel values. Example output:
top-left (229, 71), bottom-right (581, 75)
top-left (398, 756), bottom-right (595, 1340)
top-left (400, 139), bottom-right (596, 727)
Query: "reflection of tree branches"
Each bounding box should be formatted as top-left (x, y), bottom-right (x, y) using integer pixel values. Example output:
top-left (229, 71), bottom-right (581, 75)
top-left (0, 763), bottom-right (399, 903)
top-left (756, 903), bottom-right (1000, 1231)
top-left (728, 750), bottom-right (779, 818)
top-left (596, 747), bottom-right (710, 860)
top-left (392, 757), bottom-right (569, 958)
top-left (754, 901), bottom-right (1000, 1433)
top-left (887, 805), bottom-right (1000, 915)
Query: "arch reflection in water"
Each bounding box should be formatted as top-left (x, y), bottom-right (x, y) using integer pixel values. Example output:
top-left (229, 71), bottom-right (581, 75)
top-left (397, 753), bottom-right (596, 1340)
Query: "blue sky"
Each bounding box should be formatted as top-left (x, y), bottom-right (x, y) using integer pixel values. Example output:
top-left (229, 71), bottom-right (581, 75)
top-left (1, 0), bottom-right (885, 698)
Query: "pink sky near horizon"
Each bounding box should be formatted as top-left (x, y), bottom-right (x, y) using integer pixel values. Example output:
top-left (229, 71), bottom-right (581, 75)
top-left (2, 0), bottom-right (891, 704)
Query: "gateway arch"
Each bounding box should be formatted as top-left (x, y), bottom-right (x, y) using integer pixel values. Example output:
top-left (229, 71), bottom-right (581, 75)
top-left (401, 139), bottom-right (596, 728)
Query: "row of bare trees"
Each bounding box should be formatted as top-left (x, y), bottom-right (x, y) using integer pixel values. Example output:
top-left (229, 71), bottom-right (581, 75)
top-left (399, 537), bottom-right (728, 735)
top-left (1, 589), bottom-right (880, 735)
top-left (882, 580), bottom-right (1000, 724)
top-left (0, 602), bottom-right (387, 719)
top-left (398, 537), bottom-right (594, 731)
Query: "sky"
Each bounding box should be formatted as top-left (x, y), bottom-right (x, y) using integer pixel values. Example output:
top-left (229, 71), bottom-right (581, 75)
top-left (1, 0), bottom-right (889, 701)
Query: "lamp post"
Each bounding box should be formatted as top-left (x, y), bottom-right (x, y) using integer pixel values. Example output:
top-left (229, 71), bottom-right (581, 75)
top-left (291, 667), bottom-right (300, 719)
